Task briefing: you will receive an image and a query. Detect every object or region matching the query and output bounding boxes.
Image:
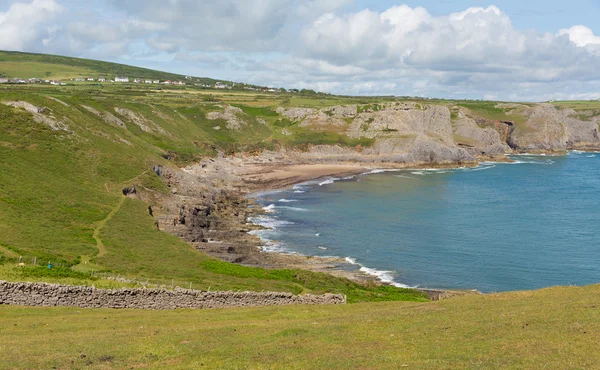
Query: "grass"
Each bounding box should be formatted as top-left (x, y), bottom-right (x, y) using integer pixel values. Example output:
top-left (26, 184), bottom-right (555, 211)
top-left (1, 283), bottom-right (599, 368)
top-left (456, 101), bottom-right (527, 125)
top-left (0, 50), bottom-right (220, 85)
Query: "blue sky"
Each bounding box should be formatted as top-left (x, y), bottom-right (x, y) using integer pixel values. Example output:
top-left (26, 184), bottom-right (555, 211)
top-left (1, 0), bottom-right (599, 101)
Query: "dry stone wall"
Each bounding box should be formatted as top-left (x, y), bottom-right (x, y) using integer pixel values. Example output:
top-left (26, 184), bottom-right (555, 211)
top-left (0, 281), bottom-right (346, 310)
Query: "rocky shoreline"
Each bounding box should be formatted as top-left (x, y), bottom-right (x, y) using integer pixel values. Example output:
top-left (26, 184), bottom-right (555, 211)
top-left (143, 149), bottom-right (600, 298)
top-left (137, 100), bottom-right (600, 298)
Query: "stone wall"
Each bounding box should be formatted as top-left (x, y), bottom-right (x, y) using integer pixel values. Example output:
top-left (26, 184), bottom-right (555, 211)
top-left (0, 281), bottom-right (346, 310)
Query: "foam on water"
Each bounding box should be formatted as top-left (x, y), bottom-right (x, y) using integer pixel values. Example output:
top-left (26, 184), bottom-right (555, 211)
top-left (319, 178), bottom-right (338, 186)
top-left (359, 267), bottom-right (411, 288)
top-left (343, 257), bottom-right (410, 287)
top-left (278, 199), bottom-right (298, 203)
top-left (263, 204), bottom-right (276, 213)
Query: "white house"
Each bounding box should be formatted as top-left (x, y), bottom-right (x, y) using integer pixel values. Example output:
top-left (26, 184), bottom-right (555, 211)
top-left (145, 80), bottom-right (152, 84)
top-left (74, 78), bottom-right (85, 82)
top-left (0, 78), bottom-right (8, 84)
top-left (87, 77), bottom-right (94, 81)
top-left (98, 78), bottom-right (106, 82)
top-left (115, 76), bottom-right (129, 83)
top-left (50, 81), bottom-right (61, 85)
top-left (153, 80), bottom-right (160, 84)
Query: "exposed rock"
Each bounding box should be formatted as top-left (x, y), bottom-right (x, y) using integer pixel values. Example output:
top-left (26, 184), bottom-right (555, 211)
top-left (122, 186), bottom-right (137, 196)
top-left (81, 105), bottom-right (126, 129)
top-left (206, 105), bottom-right (247, 130)
top-left (276, 107), bottom-right (315, 120)
top-left (452, 109), bottom-right (511, 156)
top-left (46, 96), bottom-right (70, 107)
top-left (3, 101), bottom-right (71, 132)
top-left (323, 105), bottom-right (357, 117)
top-left (115, 107), bottom-right (167, 134)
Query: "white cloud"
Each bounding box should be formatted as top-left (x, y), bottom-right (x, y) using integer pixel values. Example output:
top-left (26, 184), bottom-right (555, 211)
top-left (1, 1), bottom-right (600, 101)
top-left (559, 25), bottom-right (600, 47)
top-left (0, 0), bottom-right (64, 51)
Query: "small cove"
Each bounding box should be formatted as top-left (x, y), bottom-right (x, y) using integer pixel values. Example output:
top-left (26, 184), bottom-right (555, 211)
top-left (250, 152), bottom-right (600, 292)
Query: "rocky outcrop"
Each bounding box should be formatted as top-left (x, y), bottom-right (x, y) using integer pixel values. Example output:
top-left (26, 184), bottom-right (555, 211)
top-left (81, 105), bottom-right (126, 129)
top-left (206, 105), bottom-right (248, 130)
top-left (0, 281), bottom-right (345, 310)
top-left (451, 109), bottom-right (510, 157)
top-left (3, 101), bottom-right (71, 132)
top-left (115, 107), bottom-right (167, 134)
top-left (276, 107), bottom-right (315, 120)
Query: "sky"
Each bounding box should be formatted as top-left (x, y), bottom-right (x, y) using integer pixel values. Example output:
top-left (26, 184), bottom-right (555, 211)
top-left (1, 0), bottom-right (600, 101)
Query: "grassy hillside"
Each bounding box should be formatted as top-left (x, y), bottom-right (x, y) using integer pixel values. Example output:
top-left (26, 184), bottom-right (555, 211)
top-left (0, 81), bottom-right (422, 302)
top-left (0, 50), bottom-right (219, 84)
top-left (1, 283), bottom-right (598, 368)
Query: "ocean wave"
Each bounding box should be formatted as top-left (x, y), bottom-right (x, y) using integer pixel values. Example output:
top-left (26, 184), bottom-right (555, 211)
top-left (263, 204), bottom-right (276, 213)
top-left (278, 199), bottom-right (298, 203)
top-left (318, 246), bottom-right (328, 250)
top-left (359, 267), bottom-right (411, 288)
top-left (395, 174), bottom-right (417, 179)
top-left (248, 215), bottom-right (294, 229)
top-left (509, 159), bottom-right (554, 165)
top-left (319, 178), bottom-right (339, 186)
top-left (293, 190), bottom-right (305, 194)
top-left (462, 164), bottom-right (496, 172)
top-left (344, 256), bottom-right (411, 288)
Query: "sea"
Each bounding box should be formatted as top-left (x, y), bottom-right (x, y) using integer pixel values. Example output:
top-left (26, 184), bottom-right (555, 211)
top-left (249, 151), bottom-right (600, 293)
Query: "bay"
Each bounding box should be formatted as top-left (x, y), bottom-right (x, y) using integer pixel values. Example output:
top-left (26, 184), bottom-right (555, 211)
top-left (251, 151), bottom-right (600, 292)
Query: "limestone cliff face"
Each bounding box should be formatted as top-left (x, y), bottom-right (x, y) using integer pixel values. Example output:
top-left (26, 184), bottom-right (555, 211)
top-left (502, 104), bottom-right (600, 152)
top-left (279, 102), bottom-right (475, 164)
top-left (279, 102), bottom-right (600, 160)
top-left (451, 110), bottom-right (510, 157)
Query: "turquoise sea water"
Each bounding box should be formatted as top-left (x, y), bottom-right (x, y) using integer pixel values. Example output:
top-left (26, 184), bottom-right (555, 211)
top-left (250, 151), bottom-right (600, 292)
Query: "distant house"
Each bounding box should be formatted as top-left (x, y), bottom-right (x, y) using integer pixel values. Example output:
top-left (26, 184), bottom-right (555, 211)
top-left (215, 82), bottom-right (228, 89)
top-left (28, 78), bottom-right (42, 84)
top-left (153, 80), bottom-right (160, 84)
top-left (74, 78), bottom-right (85, 82)
top-left (115, 76), bottom-right (129, 83)
top-left (144, 80), bottom-right (152, 84)
top-left (98, 78), bottom-right (106, 82)
top-left (10, 78), bottom-right (26, 84)
top-left (87, 77), bottom-right (94, 81)
top-left (0, 78), bottom-right (9, 84)
top-left (50, 81), bottom-right (61, 85)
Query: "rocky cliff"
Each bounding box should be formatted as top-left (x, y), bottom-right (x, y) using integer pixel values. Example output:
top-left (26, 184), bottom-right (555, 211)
top-left (276, 101), bottom-right (600, 163)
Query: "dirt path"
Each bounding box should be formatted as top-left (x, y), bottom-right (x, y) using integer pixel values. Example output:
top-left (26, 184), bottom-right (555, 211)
top-left (93, 196), bottom-right (126, 257)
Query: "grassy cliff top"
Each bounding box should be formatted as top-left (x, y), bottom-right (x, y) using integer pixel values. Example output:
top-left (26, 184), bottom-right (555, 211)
top-left (1, 283), bottom-right (599, 368)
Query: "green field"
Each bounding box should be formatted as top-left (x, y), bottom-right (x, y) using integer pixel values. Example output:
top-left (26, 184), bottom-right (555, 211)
top-left (1, 284), bottom-right (599, 369)
top-left (0, 50), bottom-right (221, 85)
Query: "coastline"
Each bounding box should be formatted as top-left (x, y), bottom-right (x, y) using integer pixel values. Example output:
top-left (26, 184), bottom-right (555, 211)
top-left (238, 160), bottom-right (491, 296)
top-left (179, 150), bottom-right (593, 298)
